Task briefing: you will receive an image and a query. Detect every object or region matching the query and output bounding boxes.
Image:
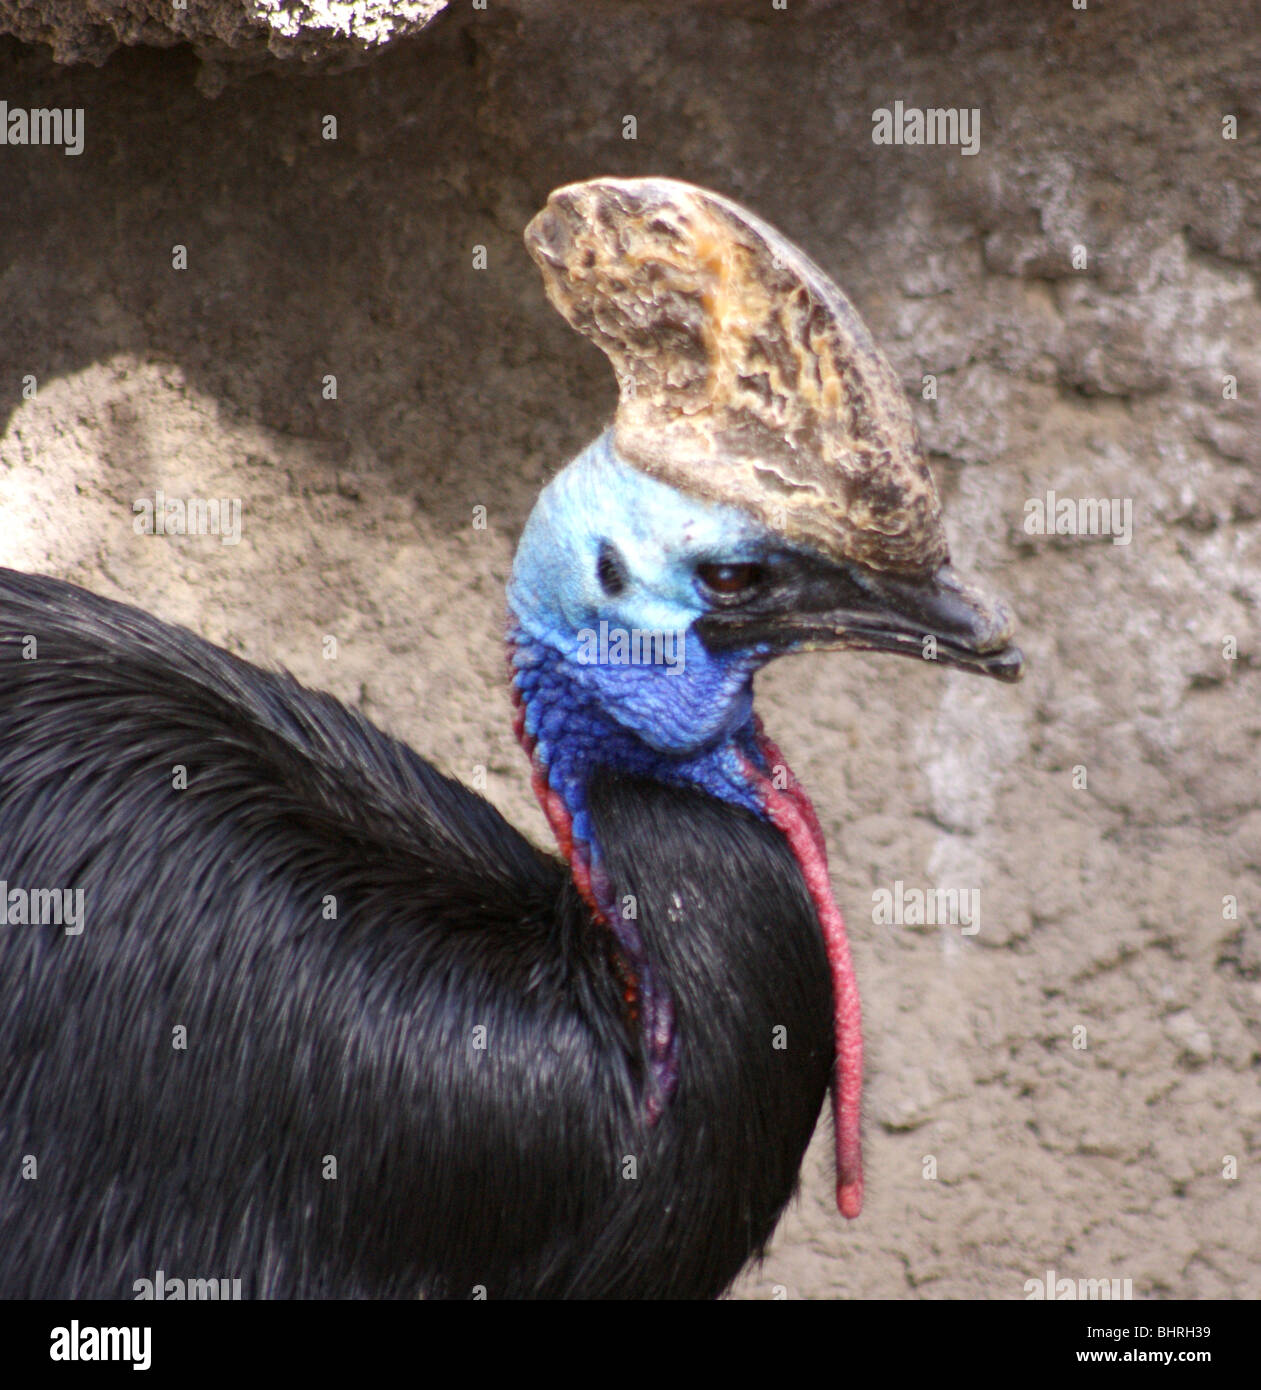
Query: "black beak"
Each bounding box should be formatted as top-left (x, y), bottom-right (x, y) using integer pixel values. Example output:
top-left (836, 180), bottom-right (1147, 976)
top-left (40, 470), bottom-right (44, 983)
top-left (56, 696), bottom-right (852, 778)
top-left (697, 555), bottom-right (1025, 683)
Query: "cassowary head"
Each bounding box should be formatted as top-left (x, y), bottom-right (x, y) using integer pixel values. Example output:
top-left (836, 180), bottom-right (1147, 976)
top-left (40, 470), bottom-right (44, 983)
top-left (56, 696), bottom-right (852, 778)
top-left (508, 177), bottom-right (1023, 1221)
top-left (510, 176), bottom-right (1022, 762)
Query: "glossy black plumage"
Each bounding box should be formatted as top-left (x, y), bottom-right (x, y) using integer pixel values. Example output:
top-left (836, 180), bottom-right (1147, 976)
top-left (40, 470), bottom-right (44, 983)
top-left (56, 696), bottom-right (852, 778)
top-left (0, 568), bottom-right (832, 1298)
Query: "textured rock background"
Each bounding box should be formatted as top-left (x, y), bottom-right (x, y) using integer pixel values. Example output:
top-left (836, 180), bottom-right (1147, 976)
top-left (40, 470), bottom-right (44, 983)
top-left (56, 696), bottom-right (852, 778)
top-left (1, 0), bottom-right (1258, 1298)
top-left (0, 0), bottom-right (448, 83)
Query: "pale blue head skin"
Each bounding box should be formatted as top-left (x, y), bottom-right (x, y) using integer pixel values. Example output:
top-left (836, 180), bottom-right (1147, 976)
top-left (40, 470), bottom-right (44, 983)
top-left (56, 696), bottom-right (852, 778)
top-left (508, 430), bottom-right (777, 762)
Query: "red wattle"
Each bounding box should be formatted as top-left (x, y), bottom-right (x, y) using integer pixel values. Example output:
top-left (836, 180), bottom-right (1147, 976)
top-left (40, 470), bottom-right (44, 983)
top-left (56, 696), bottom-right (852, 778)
top-left (745, 734), bottom-right (864, 1220)
top-left (752, 719), bottom-right (830, 863)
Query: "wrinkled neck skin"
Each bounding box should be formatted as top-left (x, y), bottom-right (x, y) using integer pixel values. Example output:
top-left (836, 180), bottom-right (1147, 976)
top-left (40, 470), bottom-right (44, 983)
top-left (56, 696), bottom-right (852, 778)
top-left (506, 433), bottom-right (864, 1215)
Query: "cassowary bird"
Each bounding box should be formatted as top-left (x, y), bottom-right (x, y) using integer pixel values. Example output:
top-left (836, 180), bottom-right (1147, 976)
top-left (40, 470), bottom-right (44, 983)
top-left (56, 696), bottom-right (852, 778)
top-left (0, 178), bottom-right (1022, 1299)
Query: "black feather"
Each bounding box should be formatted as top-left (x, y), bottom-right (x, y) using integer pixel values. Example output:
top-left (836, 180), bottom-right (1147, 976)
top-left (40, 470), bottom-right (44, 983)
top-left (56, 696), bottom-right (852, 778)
top-left (0, 568), bottom-right (831, 1298)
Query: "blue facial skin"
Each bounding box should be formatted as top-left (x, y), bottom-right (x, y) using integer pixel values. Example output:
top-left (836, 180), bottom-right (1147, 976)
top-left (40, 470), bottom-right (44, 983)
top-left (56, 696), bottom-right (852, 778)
top-left (507, 430), bottom-right (782, 851)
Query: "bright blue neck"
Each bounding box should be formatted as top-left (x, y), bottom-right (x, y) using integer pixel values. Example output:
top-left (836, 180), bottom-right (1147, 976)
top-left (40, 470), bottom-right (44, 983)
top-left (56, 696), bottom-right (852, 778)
top-left (508, 633), bottom-right (766, 833)
top-left (507, 624), bottom-right (772, 1120)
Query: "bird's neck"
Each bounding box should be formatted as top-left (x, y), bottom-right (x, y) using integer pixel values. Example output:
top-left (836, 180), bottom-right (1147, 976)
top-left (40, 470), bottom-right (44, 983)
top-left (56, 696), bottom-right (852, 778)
top-left (507, 627), bottom-right (760, 1116)
top-left (506, 624), bottom-right (864, 1215)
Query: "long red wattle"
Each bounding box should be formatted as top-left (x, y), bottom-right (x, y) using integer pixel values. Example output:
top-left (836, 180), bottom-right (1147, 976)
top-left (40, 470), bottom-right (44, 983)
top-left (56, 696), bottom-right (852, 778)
top-left (746, 726), bottom-right (864, 1220)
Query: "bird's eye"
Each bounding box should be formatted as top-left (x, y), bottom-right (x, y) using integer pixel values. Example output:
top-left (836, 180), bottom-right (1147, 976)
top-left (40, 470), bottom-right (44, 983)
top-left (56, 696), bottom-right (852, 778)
top-left (597, 541), bottom-right (628, 597)
top-left (696, 561), bottom-right (765, 599)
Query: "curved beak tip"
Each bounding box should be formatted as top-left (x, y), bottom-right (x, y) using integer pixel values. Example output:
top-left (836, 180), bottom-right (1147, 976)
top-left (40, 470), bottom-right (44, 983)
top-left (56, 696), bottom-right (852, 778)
top-left (982, 642), bottom-right (1026, 682)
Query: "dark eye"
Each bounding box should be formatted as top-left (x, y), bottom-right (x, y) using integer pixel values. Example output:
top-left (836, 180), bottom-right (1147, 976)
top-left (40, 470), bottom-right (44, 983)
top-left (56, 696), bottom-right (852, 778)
top-left (597, 540), bottom-right (628, 597)
top-left (696, 561), bottom-right (765, 599)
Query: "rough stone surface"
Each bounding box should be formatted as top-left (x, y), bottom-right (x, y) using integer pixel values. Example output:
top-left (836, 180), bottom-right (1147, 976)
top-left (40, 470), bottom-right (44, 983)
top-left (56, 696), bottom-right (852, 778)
top-left (0, 0), bottom-right (447, 87)
top-left (0, 0), bottom-right (1257, 1300)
